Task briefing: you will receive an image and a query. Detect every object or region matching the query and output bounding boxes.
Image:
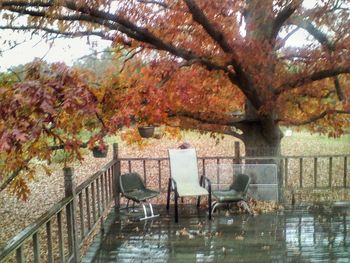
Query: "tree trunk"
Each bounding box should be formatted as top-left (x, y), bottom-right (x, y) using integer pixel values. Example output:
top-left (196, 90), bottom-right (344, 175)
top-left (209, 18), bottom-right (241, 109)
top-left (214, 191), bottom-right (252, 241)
top-left (240, 117), bottom-right (284, 202)
top-left (242, 120), bottom-right (282, 157)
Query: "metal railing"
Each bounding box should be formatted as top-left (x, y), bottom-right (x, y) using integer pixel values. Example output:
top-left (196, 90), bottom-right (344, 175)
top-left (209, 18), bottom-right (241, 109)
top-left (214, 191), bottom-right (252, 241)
top-left (117, 154), bottom-right (349, 204)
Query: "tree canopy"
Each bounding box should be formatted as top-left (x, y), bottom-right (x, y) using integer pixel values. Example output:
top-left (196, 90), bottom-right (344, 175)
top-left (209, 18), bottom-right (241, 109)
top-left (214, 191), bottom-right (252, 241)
top-left (0, 0), bottom-right (349, 199)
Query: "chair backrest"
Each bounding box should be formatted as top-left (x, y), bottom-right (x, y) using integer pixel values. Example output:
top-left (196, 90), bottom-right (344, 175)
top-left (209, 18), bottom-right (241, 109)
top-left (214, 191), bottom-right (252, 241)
top-left (168, 148), bottom-right (200, 187)
top-left (230, 174), bottom-right (250, 195)
top-left (119, 173), bottom-right (145, 194)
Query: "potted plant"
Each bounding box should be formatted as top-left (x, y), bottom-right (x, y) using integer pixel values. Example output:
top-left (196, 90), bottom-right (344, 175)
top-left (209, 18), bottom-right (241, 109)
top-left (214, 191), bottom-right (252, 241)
top-left (92, 145), bottom-right (109, 158)
top-left (138, 126), bottom-right (155, 138)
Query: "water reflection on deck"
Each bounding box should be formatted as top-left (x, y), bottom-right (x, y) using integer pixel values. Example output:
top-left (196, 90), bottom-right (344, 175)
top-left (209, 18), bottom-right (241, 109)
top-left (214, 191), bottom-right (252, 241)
top-left (88, 204), bottom-right (350, 263)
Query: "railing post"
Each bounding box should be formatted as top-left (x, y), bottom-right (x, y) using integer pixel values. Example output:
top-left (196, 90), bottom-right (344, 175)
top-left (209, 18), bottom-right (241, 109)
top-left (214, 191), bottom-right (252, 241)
top-left (344, 156), bottom-right (348, 188)
top-left (234, 141), bottom-right (241, 164)
top-left (113, 143), bottom-right (121, 212)
top-left (64, 167), bottom-right (80, 263)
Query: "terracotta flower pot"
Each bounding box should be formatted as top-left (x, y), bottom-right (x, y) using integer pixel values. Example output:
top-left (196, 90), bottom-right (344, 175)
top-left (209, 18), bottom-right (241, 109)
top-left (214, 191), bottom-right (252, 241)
top-left (138, 126), bottom-right (155, 138)
top-left (92, 146), bottom-right (108, 158)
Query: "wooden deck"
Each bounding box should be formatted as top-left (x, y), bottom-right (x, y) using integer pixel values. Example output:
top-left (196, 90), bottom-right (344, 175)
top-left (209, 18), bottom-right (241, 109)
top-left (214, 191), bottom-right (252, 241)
top-left (84, 203), bottom-right (350, 263)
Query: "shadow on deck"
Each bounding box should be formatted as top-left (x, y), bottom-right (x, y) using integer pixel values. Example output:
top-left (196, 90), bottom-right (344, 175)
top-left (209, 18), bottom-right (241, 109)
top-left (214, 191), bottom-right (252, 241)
top-left (83, 204), bottom-right (350, 263)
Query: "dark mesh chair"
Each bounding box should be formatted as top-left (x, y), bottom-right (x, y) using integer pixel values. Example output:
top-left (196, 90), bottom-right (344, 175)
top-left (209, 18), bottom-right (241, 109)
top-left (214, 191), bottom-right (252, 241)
top-left (212, 173), bottom-right (252, 214)
top-left (120, 172), bottom-right (159, 220)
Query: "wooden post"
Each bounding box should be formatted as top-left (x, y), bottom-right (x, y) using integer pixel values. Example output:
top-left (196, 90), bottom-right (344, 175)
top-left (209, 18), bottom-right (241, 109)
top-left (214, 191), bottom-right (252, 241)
top-left (279, 158), bottom-right (284, 203)
top-left (314, 157), bottom-right (318, 188)
top-left (234, 141), bottom-right (241, 164)
top-left (329, 157), bottom-right (333, 188)
top-left (344, 156), bottom-right (348, 188)
top-left (113, 143), bottom-right (121, 212)
top-left (299, 158), bottom-right (303, 188)
top-left (64, 167), bottom-right (80, 263)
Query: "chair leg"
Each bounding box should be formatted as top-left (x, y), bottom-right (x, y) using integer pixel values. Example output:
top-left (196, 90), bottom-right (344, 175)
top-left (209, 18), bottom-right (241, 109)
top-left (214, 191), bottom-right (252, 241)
top-left (239, 200), bottom-right (253, 215)
top-left (140, 202), bottom-right (159, 221)
top-left (166, 178), bottom-right (171, 210)
top-left (208, 192), bottom-right (212, 220)
top-left (174, 192), bottom-right (178, 223)
top-left (211, 201), bottom-right (220, 214)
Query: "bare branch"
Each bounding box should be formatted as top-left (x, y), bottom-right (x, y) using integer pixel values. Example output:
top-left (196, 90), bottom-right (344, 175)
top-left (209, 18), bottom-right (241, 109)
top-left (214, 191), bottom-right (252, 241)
top-left (275, 26), bottom-right (300, 50)
top-left (137, 0), bottom-right (168, 8)
top-left (0, 164), bottom-right (28, 193)
top-left (119, 47), bottom-right (144, 73)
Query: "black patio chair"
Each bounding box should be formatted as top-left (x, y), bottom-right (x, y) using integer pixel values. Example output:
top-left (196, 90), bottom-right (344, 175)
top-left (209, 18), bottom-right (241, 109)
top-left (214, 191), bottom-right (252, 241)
top-left (119, 172), bottom-right (160, 220)
top-left (211, 173), bottom-right (252, 214)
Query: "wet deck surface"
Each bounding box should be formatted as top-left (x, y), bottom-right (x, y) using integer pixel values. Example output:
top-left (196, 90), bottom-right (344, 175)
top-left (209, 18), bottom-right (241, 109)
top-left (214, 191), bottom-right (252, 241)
top-left (88, 203), bottom-right (350, 263)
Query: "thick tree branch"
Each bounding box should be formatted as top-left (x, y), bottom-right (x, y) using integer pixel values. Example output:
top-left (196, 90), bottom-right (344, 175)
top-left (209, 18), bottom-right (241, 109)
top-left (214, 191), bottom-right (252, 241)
top-left (276, 65), bottom-right (350, 95)
top-left (0, 25), bottom-right (113, 40)
top-left (0, 0), bottom-right (54, 8)
top-left (279, 109), bottom-right (350, 126)
top-left (183, 0), bottom-right (245, 86)
top-left (2, 0), bottom-right (240, 83)
top-left (270, 0), bottom-right (301, 41)
top-left (170, 115), bottom-right (244, 140)
top-left (287, 18), bottom-right (346, 100)
top-left (170, 110), bottom-right (247, 129)
top-left (289, 18), bottom-right (333, 50)
top-left (183, 0), bottom-right (232, 53)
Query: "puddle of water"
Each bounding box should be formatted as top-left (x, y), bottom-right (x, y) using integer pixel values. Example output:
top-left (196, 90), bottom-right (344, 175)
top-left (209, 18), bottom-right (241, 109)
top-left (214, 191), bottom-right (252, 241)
top-left (91, 205), bottom-right (350, 263)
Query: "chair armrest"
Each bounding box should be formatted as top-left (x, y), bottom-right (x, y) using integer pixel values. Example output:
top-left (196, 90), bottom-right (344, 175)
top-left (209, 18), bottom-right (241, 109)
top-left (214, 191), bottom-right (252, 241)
top-left (200, 176), bottom-right (212, 193)
top-left (170, 178), bottom-right (178, 192)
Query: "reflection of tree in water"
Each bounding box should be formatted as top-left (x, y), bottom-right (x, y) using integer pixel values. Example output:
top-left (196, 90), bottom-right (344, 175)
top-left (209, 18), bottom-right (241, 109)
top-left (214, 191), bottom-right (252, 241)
top-left (285, 206), bottom-right (350, 262)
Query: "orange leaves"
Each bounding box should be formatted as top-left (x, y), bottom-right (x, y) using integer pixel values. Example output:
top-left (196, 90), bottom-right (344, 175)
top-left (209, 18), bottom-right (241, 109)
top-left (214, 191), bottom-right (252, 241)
top-left (8, 176), bottom-right (31, 201)
top-left (120, 129), bottom-right (150, 149)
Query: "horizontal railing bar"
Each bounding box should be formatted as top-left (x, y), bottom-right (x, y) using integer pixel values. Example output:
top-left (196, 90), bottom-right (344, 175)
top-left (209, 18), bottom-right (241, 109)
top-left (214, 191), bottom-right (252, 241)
top-left (119, 154), bottom-right (349, 162)
top-left (285, 186), bottom-right (348, 190)
top-left (0, 196), bottom-right (73, 261)
top-left (75, 159), bottom-right (117, 194)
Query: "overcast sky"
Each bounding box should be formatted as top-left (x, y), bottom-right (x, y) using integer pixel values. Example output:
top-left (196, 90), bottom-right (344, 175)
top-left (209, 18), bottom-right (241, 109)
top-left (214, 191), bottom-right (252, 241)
top-left (0, 31), bottom-right (111, 71)
top-left (0, 0), bottom-right (321, 72)
top-left (0, 11), bottom-right (318, 73)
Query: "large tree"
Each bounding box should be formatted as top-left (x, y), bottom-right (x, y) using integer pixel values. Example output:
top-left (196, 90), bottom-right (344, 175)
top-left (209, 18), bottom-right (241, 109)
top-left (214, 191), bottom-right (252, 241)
top-left (0, 0), bottom-right (349, 198)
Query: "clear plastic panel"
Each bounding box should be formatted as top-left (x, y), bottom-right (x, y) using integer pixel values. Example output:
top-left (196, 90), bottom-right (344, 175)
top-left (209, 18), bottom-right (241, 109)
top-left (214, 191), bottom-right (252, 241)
top-left (205, 163), bottom-right (278, 200)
